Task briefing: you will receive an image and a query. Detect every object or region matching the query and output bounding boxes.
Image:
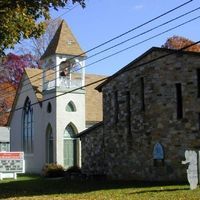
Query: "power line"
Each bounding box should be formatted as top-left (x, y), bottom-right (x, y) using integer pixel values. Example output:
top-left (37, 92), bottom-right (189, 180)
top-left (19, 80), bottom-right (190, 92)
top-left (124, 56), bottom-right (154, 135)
top-left (1, 40), bottom-right (200, 119)
top-left (1, 8), bottom-right (199, 101)
top-left (20, 8), bottom-right (200, 89)
top-left (115, 40), bottom-right (200, 79)
top-left (10, 41), bottom-right (200, 117)
top-left (86, 7), bottom-right (200, 60)
top-left (53, 4), bottom-right (79, 21)
top-left (85, 15), bottom-right (200, 69)
top-left (2, 41), bottom-right (200, 118)
top-left (1, 12), bottom-right (200, 99)
top-left (0, 0), bottom-right (193, 95)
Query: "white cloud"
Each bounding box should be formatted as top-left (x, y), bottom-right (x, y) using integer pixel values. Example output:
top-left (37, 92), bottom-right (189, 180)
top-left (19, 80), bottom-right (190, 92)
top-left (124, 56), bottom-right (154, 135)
top-left (133, 4), bottom-right (144, 11)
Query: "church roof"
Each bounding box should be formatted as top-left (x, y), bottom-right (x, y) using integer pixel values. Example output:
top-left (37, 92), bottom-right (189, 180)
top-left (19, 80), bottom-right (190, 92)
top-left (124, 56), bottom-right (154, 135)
top-left (85, 74), bottom-right (105, 123)
top-left (25, 68), bottom-right (57, 101)
top-left (41, 20), bottom-right (85, 60)
top-left (24, 68), bottom-right (105, 123)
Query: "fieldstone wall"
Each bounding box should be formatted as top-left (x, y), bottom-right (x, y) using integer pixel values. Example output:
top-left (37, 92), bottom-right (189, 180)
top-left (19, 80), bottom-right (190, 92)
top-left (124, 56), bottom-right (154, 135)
top-left (81, 48), bottom-right (200, 181)
top-left (80, 123), bottom-right (104, 175)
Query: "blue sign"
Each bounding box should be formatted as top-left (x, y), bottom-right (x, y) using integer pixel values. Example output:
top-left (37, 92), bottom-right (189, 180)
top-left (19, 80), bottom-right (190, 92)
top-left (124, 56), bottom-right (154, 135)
top-left (153, 143), bottom-right (164, 159)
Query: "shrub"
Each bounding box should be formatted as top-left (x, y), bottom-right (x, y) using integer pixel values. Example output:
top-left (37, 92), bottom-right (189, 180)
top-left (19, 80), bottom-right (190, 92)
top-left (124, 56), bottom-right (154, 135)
top-left (42, 163), bottom-right (64, 178)
top-left (66, 166), bottom-right (81, 174)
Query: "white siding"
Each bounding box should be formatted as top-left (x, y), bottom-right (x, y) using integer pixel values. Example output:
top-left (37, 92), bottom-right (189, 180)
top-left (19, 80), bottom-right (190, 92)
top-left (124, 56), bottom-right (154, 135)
top-left (10, 75), bottom-right (45, 173)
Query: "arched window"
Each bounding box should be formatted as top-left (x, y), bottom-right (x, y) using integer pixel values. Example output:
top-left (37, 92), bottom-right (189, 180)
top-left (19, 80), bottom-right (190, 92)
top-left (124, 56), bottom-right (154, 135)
top-left (23, 97), bottom-right (33, 154)
top-left (46, 124), bottom-right (54, 163)
top-left (66, 101), bottom-right (76, 112)
top-left (64, 123), bottom-right (78, 137)
top-left (63, 123), bottom-right (79, 169)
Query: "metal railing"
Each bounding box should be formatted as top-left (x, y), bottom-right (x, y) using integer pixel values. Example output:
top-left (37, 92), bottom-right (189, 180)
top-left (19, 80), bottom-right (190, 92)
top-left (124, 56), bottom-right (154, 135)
top-left (44, 77), bottom-right (82, 90)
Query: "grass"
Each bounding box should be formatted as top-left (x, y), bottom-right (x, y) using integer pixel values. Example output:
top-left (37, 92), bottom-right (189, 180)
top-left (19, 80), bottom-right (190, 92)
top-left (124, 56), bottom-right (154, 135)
top-left (0, 175), bottom-right (199, 200)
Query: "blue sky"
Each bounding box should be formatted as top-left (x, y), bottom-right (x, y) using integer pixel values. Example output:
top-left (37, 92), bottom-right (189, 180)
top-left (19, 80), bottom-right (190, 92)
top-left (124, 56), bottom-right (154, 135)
top-left (50, 0), bottom-right (200, 76)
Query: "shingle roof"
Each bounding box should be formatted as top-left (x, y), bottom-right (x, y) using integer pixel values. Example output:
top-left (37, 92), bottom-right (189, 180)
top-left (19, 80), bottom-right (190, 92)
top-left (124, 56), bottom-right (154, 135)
top-left (25, 68), bottom-right (55, 101)
top-left (41, 20), bottom-right (85, 60)
top-left (85, 74), bottom-right (106, 122)
top-left (24, 68), bottom-right (105, 122)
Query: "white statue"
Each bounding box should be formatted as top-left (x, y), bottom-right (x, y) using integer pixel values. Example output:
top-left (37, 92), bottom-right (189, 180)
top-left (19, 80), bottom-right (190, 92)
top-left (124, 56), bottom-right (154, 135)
top-left (182, 150), bottom-right (198, 190)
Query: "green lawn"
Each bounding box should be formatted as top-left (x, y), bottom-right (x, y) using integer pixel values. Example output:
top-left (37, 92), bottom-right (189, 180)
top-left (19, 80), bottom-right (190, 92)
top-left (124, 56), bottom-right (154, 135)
top-left (0, 175), bottom-right (199, 200)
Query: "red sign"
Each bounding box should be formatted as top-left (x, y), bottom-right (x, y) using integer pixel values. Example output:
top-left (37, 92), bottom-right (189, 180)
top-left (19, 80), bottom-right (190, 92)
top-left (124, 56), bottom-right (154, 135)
top-left (0, 152), bottom-right (24, 160)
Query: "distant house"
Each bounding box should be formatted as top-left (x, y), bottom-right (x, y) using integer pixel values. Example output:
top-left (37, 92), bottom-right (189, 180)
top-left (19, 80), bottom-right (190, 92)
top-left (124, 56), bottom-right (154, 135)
top-left (79, 47), bottom-right (200, 181)
top-left (0, 82), bottom-right (15, 150)
top-left (0, 127), bottom-right (10, 151)
top-left (8, 20), bottom-right (105, 173)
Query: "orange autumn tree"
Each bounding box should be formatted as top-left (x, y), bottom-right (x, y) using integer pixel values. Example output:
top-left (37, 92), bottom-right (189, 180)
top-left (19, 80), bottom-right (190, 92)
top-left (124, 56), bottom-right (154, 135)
top-left (162, 36), bottom-right (200, 52)
top-left (0, 53), bottom-right (38, 126)
top-left (0, 82), bottom-right (16, 126)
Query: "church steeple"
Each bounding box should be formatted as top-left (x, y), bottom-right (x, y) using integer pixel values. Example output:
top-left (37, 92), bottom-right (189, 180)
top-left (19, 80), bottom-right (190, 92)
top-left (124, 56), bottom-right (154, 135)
top-left (41, 20), bottom-right (85, 60)
top-left (41, 20), bottom-right (86, 92)
top-left (40, 20), bottom-right (86, 168)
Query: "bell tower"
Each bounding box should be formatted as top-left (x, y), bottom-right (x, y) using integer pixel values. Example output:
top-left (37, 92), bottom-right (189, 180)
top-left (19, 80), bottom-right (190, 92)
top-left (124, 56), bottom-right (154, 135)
top-left (40, 20), bottom-right (86, 168)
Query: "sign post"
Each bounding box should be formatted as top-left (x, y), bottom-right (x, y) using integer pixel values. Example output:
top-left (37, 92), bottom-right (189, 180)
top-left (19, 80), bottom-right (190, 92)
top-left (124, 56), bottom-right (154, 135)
top-left (0, 152), bottom-right (25, 180)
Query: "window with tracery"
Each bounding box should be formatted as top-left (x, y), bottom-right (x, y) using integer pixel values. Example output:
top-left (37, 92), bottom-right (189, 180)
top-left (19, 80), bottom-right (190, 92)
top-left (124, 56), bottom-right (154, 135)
top-left (23, 97), bottom-right (33, 154)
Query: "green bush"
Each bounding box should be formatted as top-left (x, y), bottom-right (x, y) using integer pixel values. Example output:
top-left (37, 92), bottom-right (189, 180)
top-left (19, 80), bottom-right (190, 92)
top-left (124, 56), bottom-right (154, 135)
top-left (42, 163), bottom-right (64, 178)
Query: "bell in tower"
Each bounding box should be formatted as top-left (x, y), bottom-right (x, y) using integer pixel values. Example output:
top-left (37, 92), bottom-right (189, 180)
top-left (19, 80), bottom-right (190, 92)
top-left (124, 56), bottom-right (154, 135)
top-left (58, 58), bottom-right (85, 89)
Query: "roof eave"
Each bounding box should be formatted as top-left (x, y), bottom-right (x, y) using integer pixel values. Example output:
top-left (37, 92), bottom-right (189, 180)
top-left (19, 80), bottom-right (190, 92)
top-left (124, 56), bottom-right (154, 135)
top-left (7, 70), bottom-right (41, 125)
top-left (7, 74), bottom-right (25, 126)
top-left (76, 121), bottom-right (103, 138)
top-left (95, 47), bottom-right (200, 91)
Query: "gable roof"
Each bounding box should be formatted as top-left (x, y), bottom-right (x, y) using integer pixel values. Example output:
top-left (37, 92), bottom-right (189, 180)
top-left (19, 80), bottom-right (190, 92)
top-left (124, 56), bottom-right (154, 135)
top-left (7, 69), bottom-right (42, 126)
top-left (85, 74), bottom-right (106, 122)
top-left (41, 20), bottom-right (85, 60)
top-left (25, 68), bottom-right (56, 101)
top-left (8, 68), bottom-right (105, 125)
top-left (96, 47), bottom-right (200, 91)
top-left (76, 121), bottom-right (103, 138)
top-left (25, 68), bottom-right (43, 101)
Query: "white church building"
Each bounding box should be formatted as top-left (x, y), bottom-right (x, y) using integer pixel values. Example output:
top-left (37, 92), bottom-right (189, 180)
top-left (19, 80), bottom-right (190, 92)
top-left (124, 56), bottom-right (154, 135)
top-left (8, 20), bottom-right (105, 173)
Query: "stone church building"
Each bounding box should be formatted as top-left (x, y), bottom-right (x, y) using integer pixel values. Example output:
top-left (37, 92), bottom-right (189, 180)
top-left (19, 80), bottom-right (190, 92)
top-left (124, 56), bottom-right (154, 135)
top-left (8, 20), bottom-right (105, 173)
top-left (79, 47), bottom-right (200, 181)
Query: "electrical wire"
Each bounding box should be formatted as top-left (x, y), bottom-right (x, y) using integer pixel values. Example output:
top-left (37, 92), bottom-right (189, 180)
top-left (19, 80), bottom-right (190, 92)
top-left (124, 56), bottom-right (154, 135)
top-left (1, 12), bottom-right (200, 99)
top-left (0, 0), bottom-right (193, 95)
top-left (53, 4), bottom-right (79, 21)
top-left (10, 40), bottom-right (200, 117)
top-left (85, 15), bottom-right (200, 70)
top-left (1, 40), bottom-right (200, 118)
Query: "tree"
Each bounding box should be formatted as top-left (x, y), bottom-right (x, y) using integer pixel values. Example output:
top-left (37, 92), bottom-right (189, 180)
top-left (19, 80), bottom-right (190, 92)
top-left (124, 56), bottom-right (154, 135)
top-left (0, 82), bottom-right (16, 126)
top-left (0, 0), bottom-right (85, 55)
top-left (0, 53), bottom-right (38, 86)
top-left (16, 19), bottom-right (62, 63)
top-left (0, 53), bottom-right (38, 125)
top-left (30, 19), bottom-right (62, 61)
top-left (162, 35), bottom-right (200, 52)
